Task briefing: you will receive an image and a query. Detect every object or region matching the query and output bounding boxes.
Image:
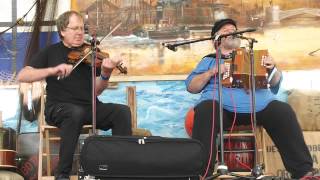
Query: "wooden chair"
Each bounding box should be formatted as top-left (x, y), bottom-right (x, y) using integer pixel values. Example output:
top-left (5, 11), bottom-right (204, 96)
top-left (37, 82), bottom-right (92, 179)
top-left (37, 84), bottom-right (151, 179)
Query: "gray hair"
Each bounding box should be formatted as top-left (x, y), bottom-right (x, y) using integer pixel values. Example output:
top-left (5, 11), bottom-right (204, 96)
top-left (56, 10), bottom-right (83, 39)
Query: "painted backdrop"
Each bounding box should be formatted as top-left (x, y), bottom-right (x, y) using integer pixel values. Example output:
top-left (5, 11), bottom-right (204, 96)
top-left (71, 0), bottom-right (320, 77)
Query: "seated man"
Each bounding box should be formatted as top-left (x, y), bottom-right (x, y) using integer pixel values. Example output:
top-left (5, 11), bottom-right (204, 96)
top-left (17, 10), bottom-right (132, 180)
top-left (185, 18), bottom-right (317, 179)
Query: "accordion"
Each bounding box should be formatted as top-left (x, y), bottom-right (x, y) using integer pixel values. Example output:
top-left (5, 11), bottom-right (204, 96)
top-left (222, 48), bottom-right (269, 89)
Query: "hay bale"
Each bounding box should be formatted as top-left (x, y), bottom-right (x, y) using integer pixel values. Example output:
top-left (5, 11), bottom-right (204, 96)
top-left (287, 89), bottom-right (320, 131)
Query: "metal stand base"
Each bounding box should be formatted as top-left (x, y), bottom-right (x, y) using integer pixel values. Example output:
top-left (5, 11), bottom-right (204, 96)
top-left (252, 164), bottom-right (264, 177)
top-left (217, 164), bottom-right (229, 175)
top-left (205, 163), bottom-right (272, 180)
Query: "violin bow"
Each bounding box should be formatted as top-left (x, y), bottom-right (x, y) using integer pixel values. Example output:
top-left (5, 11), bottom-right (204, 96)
top-left (98, 22), bottom-right (122, 44)
top-left (309, 48), bottom-right (320, 56)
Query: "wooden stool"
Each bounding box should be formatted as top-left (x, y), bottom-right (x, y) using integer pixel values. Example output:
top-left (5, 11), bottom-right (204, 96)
top-left (222, 125), bottom-right (265, 173)
top-left (185, 108), bottom-right (266, 174)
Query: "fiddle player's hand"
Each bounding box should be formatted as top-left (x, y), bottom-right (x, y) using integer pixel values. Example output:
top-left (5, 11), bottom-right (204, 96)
top-left (50, 63), bottom-right (73, 79)
top-left (262, 55), bottom-right (276, 70)
top-left (101, 56), bottom-right (122, 73)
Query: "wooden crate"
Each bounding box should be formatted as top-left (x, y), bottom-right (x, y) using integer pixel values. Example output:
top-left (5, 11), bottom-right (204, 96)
top-left (263, 130), bottom-right (320, 179)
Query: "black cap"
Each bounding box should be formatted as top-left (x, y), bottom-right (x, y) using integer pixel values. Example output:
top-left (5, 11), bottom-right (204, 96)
top-left (211, 18), bottom-right (237, 37)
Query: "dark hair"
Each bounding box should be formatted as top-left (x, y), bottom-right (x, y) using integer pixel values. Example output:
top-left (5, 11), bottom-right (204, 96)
top-left (56, 10), bottom-right (83, 39)
top-left (211, 18), bottom-right (237, 37)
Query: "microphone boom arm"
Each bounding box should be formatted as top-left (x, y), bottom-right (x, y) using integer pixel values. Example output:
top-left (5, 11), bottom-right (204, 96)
top-left (162, 28), bottom-right (256, 51)
top-left (162, 37), bottom-right (214, 51)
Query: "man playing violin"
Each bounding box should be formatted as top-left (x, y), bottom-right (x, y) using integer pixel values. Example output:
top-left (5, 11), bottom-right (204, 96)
top-left (185, 18), bottom-right (317, 179)
top-left (17, 10), bottom-right (132, 180)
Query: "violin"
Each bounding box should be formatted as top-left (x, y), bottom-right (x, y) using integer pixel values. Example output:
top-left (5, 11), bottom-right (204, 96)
top-left (67, 42), bottom-right (127, 74)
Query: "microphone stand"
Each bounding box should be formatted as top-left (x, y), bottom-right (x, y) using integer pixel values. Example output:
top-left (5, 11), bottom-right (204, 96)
top-left (90, 35), bottom-right (98, 135)
top-left (82, 10), bottom-right (98, 135)
top-left (236, 35), bottom-right (266, 178)
top-left (205, 36), bottom-right (252, 180)
top-left (246, 36), bottom-right (264, 178)
top-left (206, 36), bottom-right (267, 180)
top-left (215, 35), bottom-right (228, 176)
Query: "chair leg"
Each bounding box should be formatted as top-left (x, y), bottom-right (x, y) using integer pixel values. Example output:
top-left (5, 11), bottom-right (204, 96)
top-left (261, 128), bottom-right (268, 172)
top-left (38, 130), bottom-right (44, 180)
top-left (255, 127), bottom-right (264, 165)
top-left (45, 129), bottom-right (52, 176)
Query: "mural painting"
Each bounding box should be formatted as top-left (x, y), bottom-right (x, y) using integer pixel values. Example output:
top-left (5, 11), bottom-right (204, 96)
top-left (71, 0), bottom-right (320, 78)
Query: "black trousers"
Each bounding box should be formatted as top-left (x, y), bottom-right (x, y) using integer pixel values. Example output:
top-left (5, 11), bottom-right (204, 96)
top-left (45, 101), bottom-right (132, 176)
top-left (192, 100), bottom-right (313, 179)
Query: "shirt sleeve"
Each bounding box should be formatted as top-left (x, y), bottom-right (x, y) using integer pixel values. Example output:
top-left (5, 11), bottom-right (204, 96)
top-left (185, 57), bottom-right (216, 89)
top-left (269, 73), bottom-right (283, 94)
top-left (27, 47), bottom-right (49, 68)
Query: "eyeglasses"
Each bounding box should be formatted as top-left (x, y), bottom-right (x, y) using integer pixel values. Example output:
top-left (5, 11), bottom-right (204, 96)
top-left (66, 26), bottom-right (84, 32)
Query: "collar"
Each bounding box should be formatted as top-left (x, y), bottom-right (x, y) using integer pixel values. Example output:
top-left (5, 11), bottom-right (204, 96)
top-left (203, 51), bottom-right (234, 59)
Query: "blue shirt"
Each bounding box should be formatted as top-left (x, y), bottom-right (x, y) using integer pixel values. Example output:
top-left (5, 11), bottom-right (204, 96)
top-left (185, 56), bottom-right (282, 113)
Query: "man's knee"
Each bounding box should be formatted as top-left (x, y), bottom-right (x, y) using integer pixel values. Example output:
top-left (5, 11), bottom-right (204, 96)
top-left (121, 104), bottom-right (131, 116)
top-left (64, 105), bottom-right (87, 127)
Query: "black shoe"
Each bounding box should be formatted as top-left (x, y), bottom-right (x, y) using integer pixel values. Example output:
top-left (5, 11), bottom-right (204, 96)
top-left (300, 169), bottom-right (320, 180)
top-left (55, 174), bottom-right (70, 180)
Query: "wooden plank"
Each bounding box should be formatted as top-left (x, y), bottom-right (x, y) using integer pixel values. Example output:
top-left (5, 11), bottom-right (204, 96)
top-left (211, 172), bottom-right (252, 179)
top-left (127, 86), bottom-right (137, 129)
top-left (40, 175), bottom-right (78, 180)
top-left (223, 133), bottom-right (255, 137)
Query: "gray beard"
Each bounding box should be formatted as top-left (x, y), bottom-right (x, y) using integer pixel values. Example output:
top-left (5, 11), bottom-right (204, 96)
top-left (223, 37), bottom-right (241, 50)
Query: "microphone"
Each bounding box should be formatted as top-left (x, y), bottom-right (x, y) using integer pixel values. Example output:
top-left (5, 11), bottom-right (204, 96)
top-left (162, 43), bottom-right (177, 52)
top-left (84, 11), bottom-right (89, 34)
top-left (218, 28), bottom-right (256, 39)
